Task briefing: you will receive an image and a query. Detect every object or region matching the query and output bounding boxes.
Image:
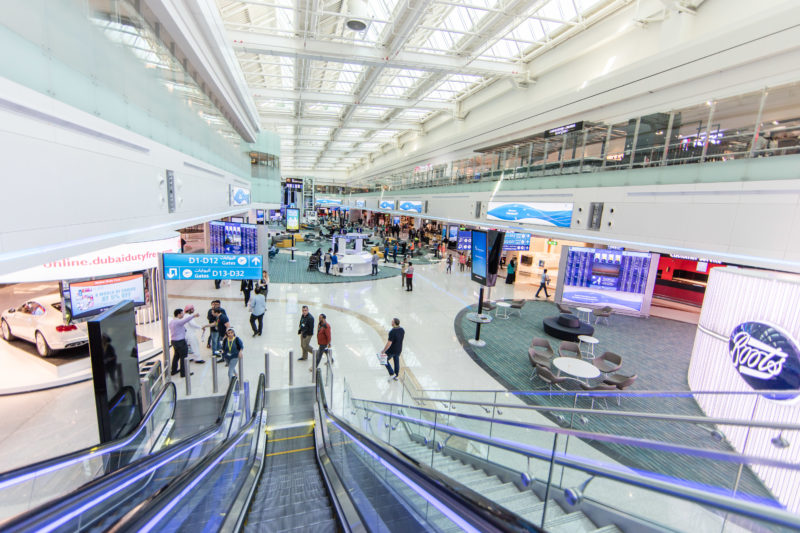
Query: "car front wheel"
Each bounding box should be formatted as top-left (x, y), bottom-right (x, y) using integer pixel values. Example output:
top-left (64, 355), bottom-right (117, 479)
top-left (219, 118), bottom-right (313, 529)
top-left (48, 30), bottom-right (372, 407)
top-left (35, 332), bottom-right (52, 357)
top-left (1, 320), bottom-right (14, 341)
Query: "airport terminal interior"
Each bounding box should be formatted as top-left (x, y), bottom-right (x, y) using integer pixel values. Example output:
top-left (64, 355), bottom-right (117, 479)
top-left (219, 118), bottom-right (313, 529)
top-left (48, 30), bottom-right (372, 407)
top-left (1, 0), bottom-right (800, 531)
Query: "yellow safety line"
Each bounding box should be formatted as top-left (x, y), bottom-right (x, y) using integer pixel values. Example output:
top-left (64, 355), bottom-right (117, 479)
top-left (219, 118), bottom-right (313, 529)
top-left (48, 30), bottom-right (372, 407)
top-left (265, 446), bottom-right (314, 457)
top-left (268, 433), bottom-right (313, 442)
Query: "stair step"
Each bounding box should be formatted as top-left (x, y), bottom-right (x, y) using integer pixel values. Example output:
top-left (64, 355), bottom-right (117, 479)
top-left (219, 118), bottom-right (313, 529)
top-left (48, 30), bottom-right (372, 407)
top-left (545, 511), bottom-right (597, 533)
top-left (518, 499), bottom-right (566, 525)
top-left (475, 482), bottom-right (521, 501)
top-left (591, 525), bottom-right (623, 533)
top-left (449, 469), bottom-right (489, 484)
top-left (470, 476), bottom-right (504, 491)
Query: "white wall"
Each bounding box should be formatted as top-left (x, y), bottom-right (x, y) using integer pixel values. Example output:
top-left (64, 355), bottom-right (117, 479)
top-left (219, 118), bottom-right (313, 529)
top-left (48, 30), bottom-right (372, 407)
top-left (349, 0), bottom-right (800, 181)
top-left (0, 77), bottom-right (251, 275)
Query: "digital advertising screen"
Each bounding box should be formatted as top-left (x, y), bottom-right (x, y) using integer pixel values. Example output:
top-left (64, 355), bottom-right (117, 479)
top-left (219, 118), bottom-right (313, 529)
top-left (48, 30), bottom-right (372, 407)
top-left (316, 198), bottom-right (342, 207)
top-left (448, 225), bottom-right (459, 240)
top-left (457, 230), bottom-right (472, 251)
top-left (441, 226), bottom-right (447, 239)
top-left (392, 217), bottom-right (400, 225)
top-left (256, 209), bottom-right (265, 223)
top-left (286, 208), bottom-right (300, 232)
top-left (269, 209), bottom-right (282, 221)
top-left (562, 247), bottom-right (653, 311)
top-left (241, 224), bottom-right (258, 254)
top-left (230, 186), bottom-right (251, 206)
top-left (230, 216), bottom-right (244, 223)
top-left (486, 202), bottom-right (573, 228)
top-left (470, 230), bottom-right (488, 285)
top-left (87, 301), bottom-right (142, 443)
top-left (379, 200), bottom-right (395, 210)
top-left (398, 200), bottom-right (423, 213)
top-left (67, 274), bottom-right (146, 321)
top-left (502, 232), bottom-right (531, 251)
top-left (355, 200), bottom-right (366, 208)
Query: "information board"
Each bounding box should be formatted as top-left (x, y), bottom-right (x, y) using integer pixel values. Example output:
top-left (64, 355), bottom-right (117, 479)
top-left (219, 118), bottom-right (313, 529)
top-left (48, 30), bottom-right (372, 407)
top-left (470, 230), bottom-right (488, 286)
top-left (163, 254), bottom-right (263, 280)
top-left (502, 232), bottom-right (530, 251)
top-left (562, 248), bottom-right (653, 311)
top-left (209, 221), bottom-right (258, 254)
top-left (457, 230), bottom-right (472, 250)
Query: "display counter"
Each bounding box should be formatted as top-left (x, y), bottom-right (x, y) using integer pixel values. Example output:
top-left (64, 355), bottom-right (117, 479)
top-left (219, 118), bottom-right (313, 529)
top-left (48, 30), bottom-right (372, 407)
top-left (320, 252), bottom-right (373, 276)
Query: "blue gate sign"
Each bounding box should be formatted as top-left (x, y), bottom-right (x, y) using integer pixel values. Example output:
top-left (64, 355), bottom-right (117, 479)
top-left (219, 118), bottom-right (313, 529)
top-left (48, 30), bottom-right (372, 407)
top-left (162, 254), bottom-right (263, 280)
top-left (729, 321), bottom-right (800, 401)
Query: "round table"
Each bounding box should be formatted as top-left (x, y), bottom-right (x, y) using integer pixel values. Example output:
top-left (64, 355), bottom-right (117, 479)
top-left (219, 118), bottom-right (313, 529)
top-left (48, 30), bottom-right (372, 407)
top-left (552, 357), bottom-right (600, 384)
top-left (576, 307), bottom-right (592, 323)
top-left (577, 335), bottom-right (599, 359)
top-left (495, 301), bottom-right (511, 320)
top-left (466, 312), bottom-right (493, 347)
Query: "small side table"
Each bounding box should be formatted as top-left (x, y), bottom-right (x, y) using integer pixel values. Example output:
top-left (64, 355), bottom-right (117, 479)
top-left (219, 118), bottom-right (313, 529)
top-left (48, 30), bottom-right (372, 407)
top-left (466, 312), bottom-right (493, 347)
top-left (576, 307), bottom-right (592, 323)
top-left (578, 335), bottom-right (599, 359)
top-left (495, 301), bottom-right (511, 320)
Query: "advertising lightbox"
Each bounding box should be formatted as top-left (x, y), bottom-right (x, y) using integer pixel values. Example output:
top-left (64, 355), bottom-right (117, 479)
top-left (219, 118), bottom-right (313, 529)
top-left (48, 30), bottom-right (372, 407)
top-left (230, 186), bottom-right (251, 206)
top-left (286, 208), bottom-right (300, 232)
top-left (561, 247), bottom-right (654, 311)
top-left (486, 202), bottom-right (573, 228)
top-left (471, 230), bottom-right (488, 286)
top-left (66, 274), bottom-right (146, 321)
top-left (398, 200), bottom-right (423, 213)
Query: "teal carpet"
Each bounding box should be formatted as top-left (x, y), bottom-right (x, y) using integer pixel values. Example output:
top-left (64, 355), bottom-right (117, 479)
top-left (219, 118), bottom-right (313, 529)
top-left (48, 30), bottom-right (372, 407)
top-left (454, 300), bottom-right (776, 506)
top-left (266, 249), bottom-right (399, 284)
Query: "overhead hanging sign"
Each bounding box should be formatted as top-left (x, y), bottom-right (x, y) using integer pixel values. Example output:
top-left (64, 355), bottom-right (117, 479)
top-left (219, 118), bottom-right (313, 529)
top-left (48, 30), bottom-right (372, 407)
top-left (544, 121), bottom-right (584, 138)
top-left (0, 236), bottom-right (181, 282)
top-left (162, 254), bottom-right (263, 281)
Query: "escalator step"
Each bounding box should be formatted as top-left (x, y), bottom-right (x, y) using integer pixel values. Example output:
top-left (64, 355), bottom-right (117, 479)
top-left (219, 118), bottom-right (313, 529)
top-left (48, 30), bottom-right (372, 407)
top-left (591, 525), bottom-right (623, 533)
top-left (251, 498), bottom-right (332, 522)
top-left (282, 518), bottom-right (338, 532)
top-left (545, 511), bottom-right (597, 533)
top-left (246, 507), bottom-right (333, 531)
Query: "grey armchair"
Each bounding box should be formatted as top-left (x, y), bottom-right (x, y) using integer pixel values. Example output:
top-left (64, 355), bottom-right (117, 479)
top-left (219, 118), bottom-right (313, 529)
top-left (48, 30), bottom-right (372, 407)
top-left (528, 349), bottom-right (551, 379)
top-left (556, 303), bottom-right (572, 314)
top-left (558, 341), bottom-right (582, 359)
top-left (537, 366), bottom-right (567, 392)
top-left (531, 337), bottom-right (555, 359)
top-left (593, 352), bottom-right (623, 373)
top-left (509, 299), bottom-right (526, 317)
top-left (579, 382), bottom-right (618, 409)
top-left (603, 373), bottom-right (638, 404)
top-left (593, 306), bottom-right (613, 325)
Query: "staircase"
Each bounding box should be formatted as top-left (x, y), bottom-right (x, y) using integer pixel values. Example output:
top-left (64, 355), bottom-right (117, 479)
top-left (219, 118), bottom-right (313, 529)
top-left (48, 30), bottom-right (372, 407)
top-left (393, 441), bottom-right (623, 533)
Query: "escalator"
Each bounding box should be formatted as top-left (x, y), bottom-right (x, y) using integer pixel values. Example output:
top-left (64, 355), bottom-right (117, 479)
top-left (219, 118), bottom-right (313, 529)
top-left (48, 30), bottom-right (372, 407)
top-left (0, 376), bottom-right (244, 532)
top-left (108, 372), bottom-right (541, 532)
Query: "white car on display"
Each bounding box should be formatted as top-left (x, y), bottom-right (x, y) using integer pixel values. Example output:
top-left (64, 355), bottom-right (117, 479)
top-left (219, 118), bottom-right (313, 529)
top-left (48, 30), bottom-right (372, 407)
top-left (1, 294), bottom-right (88, 357)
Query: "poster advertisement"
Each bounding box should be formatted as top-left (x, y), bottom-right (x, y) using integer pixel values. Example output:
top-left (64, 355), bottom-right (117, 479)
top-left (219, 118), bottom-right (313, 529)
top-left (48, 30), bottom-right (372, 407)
top-left (486, 202), bottom-right (573, 228)
top-left (68, 274), bottom-right (146, 320)
top-left (470, 230), bottom-right (488, 285)
top-left (286, 208), bottom-right (300, 232)
top-left (398, 200), bottom-right (423, 213)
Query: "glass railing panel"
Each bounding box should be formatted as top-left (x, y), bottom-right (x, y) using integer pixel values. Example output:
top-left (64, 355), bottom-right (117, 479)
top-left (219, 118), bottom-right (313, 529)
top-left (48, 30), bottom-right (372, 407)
top-left (0, 382), bottom-right (176, 521)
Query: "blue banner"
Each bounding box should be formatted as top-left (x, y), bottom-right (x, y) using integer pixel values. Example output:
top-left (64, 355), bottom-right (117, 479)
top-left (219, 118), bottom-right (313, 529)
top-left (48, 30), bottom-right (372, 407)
top-left (379, 200), bottom-right (395, 210)
top-left (398, 200), bottom-right (423, 213)
top-left (163, 254), bottom-right (264, 280)
top-left (486, 202), bottom-right (573, 227)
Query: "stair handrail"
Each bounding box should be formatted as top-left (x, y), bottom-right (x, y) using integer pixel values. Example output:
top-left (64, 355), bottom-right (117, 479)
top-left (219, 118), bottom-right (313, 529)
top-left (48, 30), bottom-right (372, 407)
top-left (350, 399), bottom-right (800, 530)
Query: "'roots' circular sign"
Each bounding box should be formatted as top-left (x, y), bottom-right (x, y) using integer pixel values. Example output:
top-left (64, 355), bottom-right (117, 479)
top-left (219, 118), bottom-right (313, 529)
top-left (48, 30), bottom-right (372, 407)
top-left (728, 322), bottom-right (800, 401)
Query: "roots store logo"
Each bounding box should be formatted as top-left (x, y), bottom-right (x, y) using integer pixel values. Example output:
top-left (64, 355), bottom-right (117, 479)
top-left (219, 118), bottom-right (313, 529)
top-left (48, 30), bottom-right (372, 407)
top-left (728, 322), bottom-right (800, 401)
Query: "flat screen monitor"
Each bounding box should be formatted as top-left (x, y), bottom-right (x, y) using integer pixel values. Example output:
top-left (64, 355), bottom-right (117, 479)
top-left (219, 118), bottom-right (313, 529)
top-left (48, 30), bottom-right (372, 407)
top-left (87, 300), bottom-right (142, 443)
top-left (66, 274), bottom-right (146, 321)
top-left (286, 208), bottom-right (300, 232)
top-left (393, 217), bottom-right (400, 225)
top-left (456, 230), bottom-right (472, 250)
top-left (562, 247), bottom-right (653, 311)
top-left (520, 255), bottom-right (533, 266)
top-left (471, 230), bottom-right (488, 285)
top-left (255, 209), bottom-right (265, 223)
top-left (230, 216), bottom-right (244, 223)
top-left (448, 225), bottom-right (459, 240)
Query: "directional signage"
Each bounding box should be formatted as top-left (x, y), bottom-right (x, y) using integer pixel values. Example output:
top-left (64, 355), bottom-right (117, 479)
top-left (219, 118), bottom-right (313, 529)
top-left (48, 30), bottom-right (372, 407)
top-left (162, 254), bottom-right (263, 280)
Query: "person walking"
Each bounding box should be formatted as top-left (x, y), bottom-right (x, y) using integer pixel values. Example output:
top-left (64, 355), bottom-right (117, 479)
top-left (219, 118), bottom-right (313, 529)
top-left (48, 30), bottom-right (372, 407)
top-left (220, 328), bottom-right (244, 380)
top-left (505, 258), bottom-right (517, 285)
top-left (248, 287), bottom-right (266, 336)
top-left (400, 261), bottom-right (407, 289)
top-left (257, 270), bottom-right (269, 298)
top-left (381, 318), bottom-right (405, 382)
top-left (182, 305), bottom-right (207, 364)
top-left (535, 268), bottom-right (551, 299)
top-left (331, 252), bottom-right (339, 274)
top-left (384, 242), bottom-right (390, 263)
top-left (169, 308), bottom-right (199, 377)
top-left (297, 305), bottom-right (315, 361)
top-left (240, 279), bottom-right (253, 306)
top-left (211, 308), bottom-right (231, 362)
top-left (392, 243), bottom-right (398, 263)
top-left (459, 252), bottom-right (466, 272)
top-left (406, 262), bottom-right (414, 292)
top-left (206, 300), bottom-right (226, 354)
top-left (313, 314), bottom-right (331, 371)
top-left (371, 251), bottom-right (379, 275)
top-left (324, 249), bottom-right (332, 275)
top-left (446, 254), bottom-right (453, 274)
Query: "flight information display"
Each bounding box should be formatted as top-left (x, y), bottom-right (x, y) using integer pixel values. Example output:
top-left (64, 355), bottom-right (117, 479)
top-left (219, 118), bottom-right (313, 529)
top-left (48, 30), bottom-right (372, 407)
top-left (562, 248), bottom-right (653, 311)
top-left (502, 232), bottom-right (530, 251)
top-left (209, 221), bottom-right (259, 254)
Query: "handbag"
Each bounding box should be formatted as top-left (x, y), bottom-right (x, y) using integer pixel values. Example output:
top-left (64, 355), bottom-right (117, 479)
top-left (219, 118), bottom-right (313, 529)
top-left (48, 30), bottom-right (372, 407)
top-left (377, 353), bottom-right (388, 365)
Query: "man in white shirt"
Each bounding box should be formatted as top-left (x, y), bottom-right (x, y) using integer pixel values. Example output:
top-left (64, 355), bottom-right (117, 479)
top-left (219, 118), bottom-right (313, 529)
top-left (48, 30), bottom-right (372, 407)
top-left (182, 305), bottom-right (207, 364)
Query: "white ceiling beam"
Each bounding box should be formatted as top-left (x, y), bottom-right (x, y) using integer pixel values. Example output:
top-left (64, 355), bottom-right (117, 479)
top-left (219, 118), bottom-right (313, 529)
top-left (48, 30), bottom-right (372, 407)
top-left (258, 114), bottom-right (421, 130)
top-left (251, 88), bottom-right (453, 111)
top-left (229, 31), bottom-right (523, 77)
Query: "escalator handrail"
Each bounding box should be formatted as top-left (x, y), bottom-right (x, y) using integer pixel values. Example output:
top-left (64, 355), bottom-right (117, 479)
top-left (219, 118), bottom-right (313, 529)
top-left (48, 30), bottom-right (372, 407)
top-left (355, 400), bottom-right (800, 530)
top-left (0, 377), bottom-right (240, 532)
top-left (355, 398), bottom-right (800, 471)
top-left (107, 374), bottom-right (266, 533)
top-left (0, 380), bottom-right (178, 491)
top-left (321, 396), bottom-right (542, 532)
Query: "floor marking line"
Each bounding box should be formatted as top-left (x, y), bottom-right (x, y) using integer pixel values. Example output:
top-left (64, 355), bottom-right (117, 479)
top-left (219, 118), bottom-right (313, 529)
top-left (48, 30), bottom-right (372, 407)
top-left (268, 433), bottom-right (313, 442)
top-left (265, 446), bottom-right (314, 457)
